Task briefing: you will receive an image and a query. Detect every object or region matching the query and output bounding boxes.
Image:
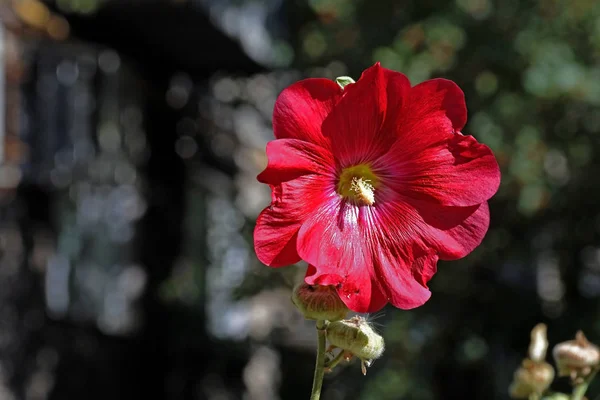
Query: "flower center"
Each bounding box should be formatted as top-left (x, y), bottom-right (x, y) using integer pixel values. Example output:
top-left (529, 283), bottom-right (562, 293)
top-left (337, 164), bottom-right (379, 206)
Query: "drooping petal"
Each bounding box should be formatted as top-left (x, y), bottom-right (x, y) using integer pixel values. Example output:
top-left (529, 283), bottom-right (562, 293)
top-left (321, 63), bottom-right (391, 167)
top-left (409, 78), bottom-right (467, 131)
top-left (356, 193), bottom-right (489, 308)
top-left (305, 264), bottom-right (388, 313)
top-left (371, 245), bottom-right (435, 310)
top-left (254, 175), bottom-right (336, 267)
top-left (272, 78), bottom-right (342, 148)
top-left (257, 138), bottom-right (335, 185)
top-left (255, 206), bottom-right (302, 267)
top-left (415, 201), bottom-right (491, 261)
top-left (375, 133), bottom-right (500, 207)
top-left (297, 200), bottom-right (386, 312)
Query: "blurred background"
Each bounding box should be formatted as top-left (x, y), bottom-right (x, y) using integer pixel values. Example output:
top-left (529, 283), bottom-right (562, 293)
top-left (0, 0), bottom-right (599, 399)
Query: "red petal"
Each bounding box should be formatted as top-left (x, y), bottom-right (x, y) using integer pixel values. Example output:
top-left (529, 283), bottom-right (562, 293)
top-left (257, 139), bottom-right (335, 185)
top-left (296, 200), bottom-right (384, 312)
top-left (416, 201), bottom-right (490, 261)
top-left (254, 207), bottom-right (302, 267)
top-left (372, 192), bottom-right (490, 263)
top-left (372, 246), bottom-right (435, 310)
top-left (375, 133), bottom-right (500, 207)
top-left (410, 78), bottom-right (467, 131)
top-left (297, 196), bottom-right (436, 312)
top-left (321, 63), bottom-right (392, 167)
top-left (382, 67), bottom-right (411, 109)
top-left (305, 265), bottom-right (388, 313)
top-left (273, 78), bottom-right (342, 149)
top-left (254, 175), bottom-right (335, 267)
top-left (376, 77), bottom-right (467, 165)
top-left (380, 66), bottom-right (411, 132)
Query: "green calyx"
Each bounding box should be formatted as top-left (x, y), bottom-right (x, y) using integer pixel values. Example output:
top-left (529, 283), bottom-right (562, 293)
top-left (326, 316), bottom-right (384, 374)
top-left (291, 283), bottom-right (349, 322)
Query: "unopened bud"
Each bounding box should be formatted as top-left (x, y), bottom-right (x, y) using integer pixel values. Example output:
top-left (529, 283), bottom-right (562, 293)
top-left (553, 331), bottom-right (600, 381)
top-left (291, 283), bottom-right (349, 322)
top-left (509, 359), bottom-right (555, 399)
top-left (335, 76), bottom-right (355, 89)
top-left (326, 316), bottom-right (384, 375)
top-left (528, 323), bottom-right (549, 363)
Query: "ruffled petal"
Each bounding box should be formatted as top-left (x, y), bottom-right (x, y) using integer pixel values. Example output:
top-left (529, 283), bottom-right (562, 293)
top-left (374, 133), bottom-right (500, 207)
top-left (296, 195), bottom-right (438, 312)
top-left (375, 77), bottom-right (467, 164)
top-left (409, 78), bottom-right (467, 131)
top-left (254, 206), bottom-right (302, 267)
top-left (321, 63), bottom-right (391, 167)
top-left (254, 175), bottom-right (335, 267)
top-left (297, 199), bottom-right (384, 312)
top-left (357, 193), bottom-right (489, 308)
top-left (414, 201), bottom-right (490, 261)
top-left (305, 264), bottom-right (388, 313)
top-left (371, 246), bottom-right (435, 310)
top-left (273, 78), bottom-right (342, 149)
top-left (371, 191), bottom-right (490, 264)
top-left (381, 66), bottom-right (411, 131)
top-left (257, 138), bottom-right (335, 185)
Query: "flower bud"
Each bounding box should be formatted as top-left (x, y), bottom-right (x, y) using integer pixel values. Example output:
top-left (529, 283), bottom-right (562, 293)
top-left (553, 331), bottom-right (600, 380)
top-left (326, 316), bottom-right (384, 375)
top-left (291, 283), bottom-right (349, 322)
top-left (528, 323), bottom-right (549, 363)
top-left (509, 359), bottom-right (555, 399)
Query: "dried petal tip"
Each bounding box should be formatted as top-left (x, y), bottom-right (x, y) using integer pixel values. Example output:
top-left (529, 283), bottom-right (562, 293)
top-left (335, 76), bottom-right (355, 89)
top-left (509, 359), bottom-right (555, 399)
top-left (291, 283), bottom-right (349, 322)
top-left (528, 323), bottom-right (549, 363)
top-left (326, 316), bottom-right (384, 375)
top-left (552, 331), bottom-right (600, 381)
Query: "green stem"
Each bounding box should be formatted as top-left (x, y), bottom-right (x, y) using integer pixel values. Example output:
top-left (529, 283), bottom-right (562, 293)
top-left (572, 383), bottom-right (588, 400)
top-left (572, 369), bottom-right (598, 400)
top-left (310, 320), bottom-right (328, 400)
top-left (324, 350), bottom-right (346, 372)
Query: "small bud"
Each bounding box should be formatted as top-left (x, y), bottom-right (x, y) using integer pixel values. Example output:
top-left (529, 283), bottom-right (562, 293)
top-left (553, 331), bottom-right (600, 381)
top-left (335, 76), bottom-right (355, 89)
top-left (326, 316), bottom-right (384, 375)
top-left (291, 283), bottom-right (349, 322)
top-left (528, 323), bottom-right (549, 363)
top-left (509, 359), bottom-right (555, 399)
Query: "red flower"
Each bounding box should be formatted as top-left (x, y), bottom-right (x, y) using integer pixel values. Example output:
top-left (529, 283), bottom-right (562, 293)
top-left (254, 63), bottom-right (500, 313)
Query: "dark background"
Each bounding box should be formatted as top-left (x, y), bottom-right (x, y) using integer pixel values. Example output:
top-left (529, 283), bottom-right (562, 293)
top-left (0, 0), bottom-right (599, 399)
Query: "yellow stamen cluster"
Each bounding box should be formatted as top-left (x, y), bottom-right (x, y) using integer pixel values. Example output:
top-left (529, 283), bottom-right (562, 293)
top-left (350, 177), bottom-right (375, 206)
top-left (337, 164), bottom-right (379, 206)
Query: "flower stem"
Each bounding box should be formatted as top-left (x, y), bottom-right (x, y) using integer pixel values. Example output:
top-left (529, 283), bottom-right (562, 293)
top-left (310, 320), bottom-right (328, 400)
top-left (572, 369), bottom-right (598, 400)
top-left (571, 383), bottom-right (588, 400)
top-left (324, 350), bottom-right (347, 372)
